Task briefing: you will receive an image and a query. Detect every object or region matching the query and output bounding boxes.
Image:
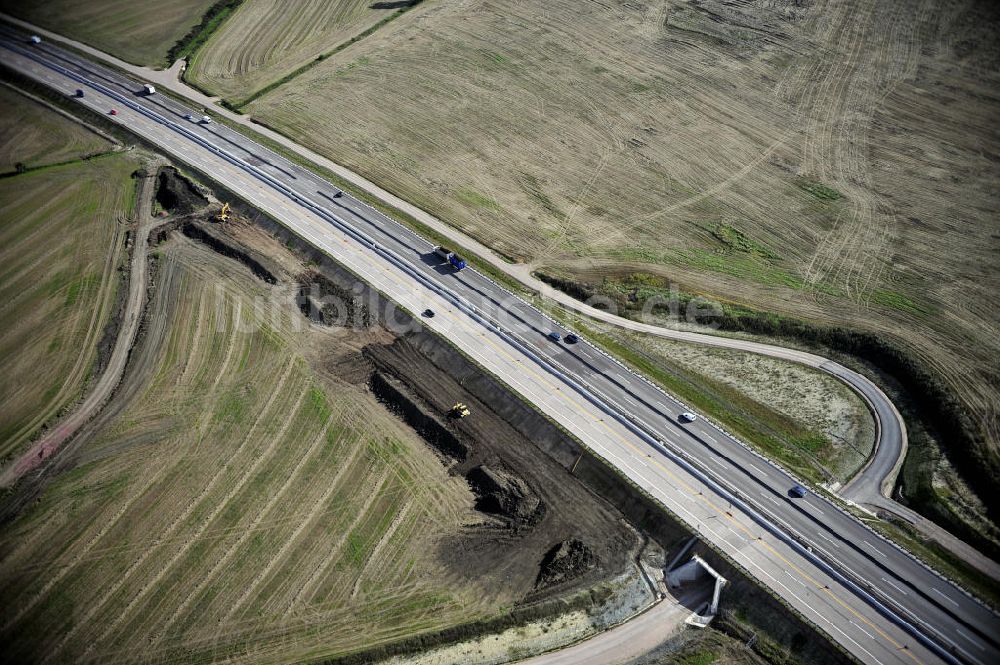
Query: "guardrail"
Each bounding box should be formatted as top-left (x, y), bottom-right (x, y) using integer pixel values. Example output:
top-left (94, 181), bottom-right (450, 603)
top-left (8, 31), bottom-right (986, 623)
top-left (2, 39), bottom-right (966, 665)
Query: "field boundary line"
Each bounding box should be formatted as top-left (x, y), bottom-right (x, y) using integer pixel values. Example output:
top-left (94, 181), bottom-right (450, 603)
top-left (0, 79), bottom-right (121, 146)
top-left (231, 0), bottom-right (427, 108)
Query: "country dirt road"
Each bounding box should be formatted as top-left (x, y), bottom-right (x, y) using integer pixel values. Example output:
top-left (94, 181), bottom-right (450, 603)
top-left (0, 161), bottom-right (165, 487)
top-left (517, 585), bottom-right (713, 665)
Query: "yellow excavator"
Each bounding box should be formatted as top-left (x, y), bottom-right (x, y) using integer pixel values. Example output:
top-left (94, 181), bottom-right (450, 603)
top-left (216, 202), bottom-right (231, 223)
top-left (448, 402), bottom-right (470, 419)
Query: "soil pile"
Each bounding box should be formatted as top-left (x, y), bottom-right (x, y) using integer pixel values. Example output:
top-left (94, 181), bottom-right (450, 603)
top-left (536, 539), bottom-right (597, 589)
top-left (467, 464), bottom-right (542, 524)
top-left (154, 167), bottom-right (207, 215)
top-left (297, 270), bottom-right (373, 328)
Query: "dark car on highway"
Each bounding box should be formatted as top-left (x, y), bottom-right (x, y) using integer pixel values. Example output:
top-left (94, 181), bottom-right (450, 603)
top-left (789, 484), bottom-right (808, 498)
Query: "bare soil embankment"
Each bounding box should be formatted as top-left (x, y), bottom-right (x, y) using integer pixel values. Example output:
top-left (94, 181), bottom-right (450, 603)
top-left (365, 334), bottom-right (639, 602)
top-left (203, 194), bottom-right (860, 665)
top-left (244, 0), bottom-right (1000, 560)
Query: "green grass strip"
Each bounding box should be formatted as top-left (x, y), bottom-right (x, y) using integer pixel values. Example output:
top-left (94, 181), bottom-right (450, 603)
top-left (167, 0), bottom-right (246, 66)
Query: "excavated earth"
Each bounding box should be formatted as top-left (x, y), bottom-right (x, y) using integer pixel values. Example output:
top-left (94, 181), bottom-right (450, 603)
top-left (364, 334), bottom-right (637, 601)
top-left (153, 166), bottom-right (207, 215)
top-left (149, 190), bottom-right (648, 605)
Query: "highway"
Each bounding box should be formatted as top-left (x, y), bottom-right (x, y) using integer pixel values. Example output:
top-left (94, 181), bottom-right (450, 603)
top-left (0, 14), bottom-right (914, 517)
top-left (1, 28), bottom-right (997, 665)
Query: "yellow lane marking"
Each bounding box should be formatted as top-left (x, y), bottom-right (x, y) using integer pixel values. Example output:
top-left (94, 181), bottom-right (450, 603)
top-left (34, 56), bottom-right (926, 664)
top-left (428, 306), bottom-right (925, 665)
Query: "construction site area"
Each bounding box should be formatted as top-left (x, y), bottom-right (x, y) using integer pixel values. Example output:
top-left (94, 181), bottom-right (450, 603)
top-left (2, 1), bottom-right (998, 663)
top-left (0, 96), bottom-right (852, 661)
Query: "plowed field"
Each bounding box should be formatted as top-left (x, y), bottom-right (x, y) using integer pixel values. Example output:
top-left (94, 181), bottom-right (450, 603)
top-left (187, 0), bottom-right (392, 102)
top-left (246, 0), bottom-right (1000, 523)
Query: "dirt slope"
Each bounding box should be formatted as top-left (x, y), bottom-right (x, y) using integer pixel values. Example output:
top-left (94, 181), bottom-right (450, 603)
top-left (0, 200), bottom-right (675, 663)
top-left (245, 0), bottom-right (1000, 539)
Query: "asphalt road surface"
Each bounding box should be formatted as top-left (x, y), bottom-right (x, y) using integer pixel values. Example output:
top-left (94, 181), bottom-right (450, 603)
top-left (2, 28), bottom-right (997, 665)
top-left (0, 11), bottom-right (917, 519)
top-left (519, 584), bottom-right (713, 665)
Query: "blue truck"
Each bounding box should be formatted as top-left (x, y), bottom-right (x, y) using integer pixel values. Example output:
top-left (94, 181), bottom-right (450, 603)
top-left (433, 246), bottom-right (467, 271)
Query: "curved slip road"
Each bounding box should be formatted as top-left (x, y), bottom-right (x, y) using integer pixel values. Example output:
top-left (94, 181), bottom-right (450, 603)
top-left (0, 12), bottom-right (913, 514)
top-left (2, 29), bottom-right (997, 665)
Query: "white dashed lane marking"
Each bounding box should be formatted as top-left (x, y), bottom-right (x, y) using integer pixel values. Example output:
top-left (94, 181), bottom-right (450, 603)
top-left (880, 577), bottom-right (908, 596)
top-left (863, 540), bottom-right (887, 558)
top-left (931, 587), bottom-right (960, 607)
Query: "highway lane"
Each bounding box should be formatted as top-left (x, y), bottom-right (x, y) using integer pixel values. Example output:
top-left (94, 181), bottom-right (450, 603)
top-left (0, 16), bottom-right (915, 518)
top-left (2, 32), bottom-right (997, 665)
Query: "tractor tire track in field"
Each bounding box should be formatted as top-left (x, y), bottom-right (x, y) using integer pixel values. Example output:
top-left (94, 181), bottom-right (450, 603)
top-left (0, 446), bottom-right (189, 634)
top-left (0, 168), bottom-right (162, 486)
top-left (41, 359), bottom-right (298, 663)
top-left (286, 471), bottom-right (390, 612)
top-left (0, 286), bottom-right (250, 602)
top-left (349, 501), bottom-right (414, 599)
top-left (0, 178), bottom-right (129, 468)
top-left (196, 299), bottom-right (242, 437)
top-left (220, 426), bottom-right (368, 623)
top-left (79, 384), bottom-right (312, 660)
top-left (2, 470), bottom-right (423, 584)
top-left (176, 288), bottom-right (209, 386)
top-left (149, 414), bottom-right (335, 647)
top-left (794, 0), bottom-right (930, 304)
top-left (188, 0), bottom-right (390, 102)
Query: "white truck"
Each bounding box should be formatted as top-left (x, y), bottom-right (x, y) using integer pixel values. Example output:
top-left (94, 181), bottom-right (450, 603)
top-left (142, 84), bottom-right (156, 95)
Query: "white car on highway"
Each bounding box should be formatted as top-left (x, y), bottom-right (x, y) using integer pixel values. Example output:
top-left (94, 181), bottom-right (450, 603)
top-left (679, 412), bottom-right (697, 423)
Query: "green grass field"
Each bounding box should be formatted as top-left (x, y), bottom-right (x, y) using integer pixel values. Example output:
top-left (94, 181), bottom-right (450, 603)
top-left (0, 89), bottom-right (132, 465)
top-left (0, 86), bottom-right (112, 172)
top-left (0, 0), bottom-right (217, 66)
top-left (0, 235), bottom-right (487, 663)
